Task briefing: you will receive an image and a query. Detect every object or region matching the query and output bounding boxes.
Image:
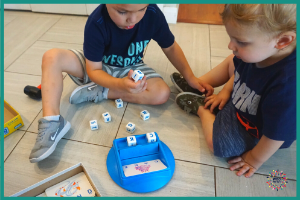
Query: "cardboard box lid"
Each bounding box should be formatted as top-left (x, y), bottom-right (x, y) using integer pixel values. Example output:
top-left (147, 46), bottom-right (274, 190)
top-left (11, 163), bottom-right (101, 197)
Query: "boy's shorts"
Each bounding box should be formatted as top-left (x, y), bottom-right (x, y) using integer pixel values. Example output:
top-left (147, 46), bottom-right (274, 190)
top-left (212, 100), bottom-right (259, 158)
top-left (68, 49), bottom-right (163, 94)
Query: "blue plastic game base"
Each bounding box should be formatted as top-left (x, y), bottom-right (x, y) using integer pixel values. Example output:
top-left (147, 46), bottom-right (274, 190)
top-left (106, 141), bottom-right (175, 193)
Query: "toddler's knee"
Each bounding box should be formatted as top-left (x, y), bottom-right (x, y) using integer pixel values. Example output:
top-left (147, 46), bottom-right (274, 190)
top-left (152, 85), bottom-right (170, 105)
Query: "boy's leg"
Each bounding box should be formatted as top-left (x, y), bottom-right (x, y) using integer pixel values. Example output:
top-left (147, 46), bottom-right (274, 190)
top-left (69, 63), bottom-right (170, 105)
top-left (107, 77), bottom-right (170, 105)
top-left (41, 48), bottom-right (85, 116)
top-left (29, 48), bottom-right (84, 163)
top-left (106, 63), bottom-right (170, 105)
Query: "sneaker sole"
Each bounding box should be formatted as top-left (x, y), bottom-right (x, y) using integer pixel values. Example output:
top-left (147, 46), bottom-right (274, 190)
top-left (175, 92), bottom-right (205, 102)
top-left (170, 74), bottom-right (184, 93)
top-left (69, 82), bottom-right (96, 104)
top-left (29, 121), bottom-right (71, 163)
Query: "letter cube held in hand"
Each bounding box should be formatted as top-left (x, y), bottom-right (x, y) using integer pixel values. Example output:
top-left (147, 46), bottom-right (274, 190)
top-left (102, 112), bottom-right (111, 122)
top-left (126, 122), bottom-right (136, 133)
top-left (131, 70), bottom-right (144, 82)
top-left (115, 99), bottom-right (123, 108)
top-left (140, 110), bottom-right (150, 120)
top-left (127, 136), bottom-right (137, 146)
top-left (146, 132), bottom-right (157, 143)
top-left (89, 120), bottom-right (98, 130)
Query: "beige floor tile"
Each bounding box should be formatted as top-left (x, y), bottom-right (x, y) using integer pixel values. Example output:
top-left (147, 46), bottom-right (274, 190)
top-left (209, 25), bottom-right (231, 57)
top-left (5, 41), bottom-right (82, 75)
top-left (4, 132), bottom-right (215, 197)
top-left (216, 167), bottom-right (296, 196)
top-left (4, 72), bottom-right (43, 131)
top-left (27, 76), bottom-right (125, 147)
top-left (211, 56), bottom-right (227, 69)
top-left (4, 130), bottom-right (26, 161)
top-left (4, 14), bottom-right (17, 26)
top-left (144, 23), bottom-right (211, 93)
top-left (39, 15), bottom-right (87, 44)
top-left (4, 14), bottom-right (61, 70)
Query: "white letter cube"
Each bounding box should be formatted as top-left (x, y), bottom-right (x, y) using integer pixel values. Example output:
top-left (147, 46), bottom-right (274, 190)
top-left (126, 122), bottom-right (136, 133)
top-left (115, 99), bottom-right (123, 108)
top-left (140, 110), bottom-right (150, 120)
top-left (132, 70), bottom-right (144, 82)
top-left (127, 136), bottom-right (137, 146)
top-left (102, 112), bottom-right (111, 122)
top-left (146, 132), bottom-right (157, 143)
top-left (89, 120), bottom-right (98, 130)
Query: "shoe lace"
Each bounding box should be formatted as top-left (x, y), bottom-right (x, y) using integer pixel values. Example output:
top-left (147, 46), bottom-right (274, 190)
top-left (37, 121), bottom-right (47, 142)
top-left (84, 85), bottom-right (100, 102)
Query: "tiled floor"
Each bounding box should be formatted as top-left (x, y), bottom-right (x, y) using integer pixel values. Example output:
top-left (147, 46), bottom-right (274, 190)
top-left (3, 10), bottom-right (296, 197)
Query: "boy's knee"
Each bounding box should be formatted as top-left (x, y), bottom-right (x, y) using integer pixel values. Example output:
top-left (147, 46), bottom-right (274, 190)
top-left (42, 48), bottom-right (63, 67)
top-left (152, 84), bottom-right (170, 105)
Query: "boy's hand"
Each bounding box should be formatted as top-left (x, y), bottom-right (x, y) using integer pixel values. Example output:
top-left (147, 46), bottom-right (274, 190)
top-left (187, 76), bottom-right (214, 97)
top-left (120, 69), bottom-right (147, 93)
top-left (228, 150), bottom-right (263, 178)
top-left (204, 89), bottom-right (231, 113)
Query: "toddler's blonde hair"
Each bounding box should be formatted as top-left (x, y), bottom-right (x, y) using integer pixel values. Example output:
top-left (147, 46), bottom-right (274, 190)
top-left (221, 4), bottom-right (296, 37)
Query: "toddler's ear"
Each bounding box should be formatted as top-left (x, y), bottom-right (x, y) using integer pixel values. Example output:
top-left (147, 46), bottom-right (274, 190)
top-left (275, 31), bottom-right (296, 50)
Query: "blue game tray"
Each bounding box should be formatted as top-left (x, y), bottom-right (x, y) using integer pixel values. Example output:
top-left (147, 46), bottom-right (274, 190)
top-left (106, 133), bottom-right (175, 193)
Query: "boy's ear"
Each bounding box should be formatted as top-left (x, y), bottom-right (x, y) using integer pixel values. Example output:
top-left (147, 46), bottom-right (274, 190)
top-left (275, 31), bottom-right (296, 50)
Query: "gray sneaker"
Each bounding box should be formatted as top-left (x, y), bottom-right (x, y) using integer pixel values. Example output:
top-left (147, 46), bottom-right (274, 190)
top-left (69, 82), bottom-right (104, 104)
top-left (29, 116), bottom-right (71, 163)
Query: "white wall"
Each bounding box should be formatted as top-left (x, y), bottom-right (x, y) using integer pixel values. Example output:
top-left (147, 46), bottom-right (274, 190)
top-left (4, 4), bottom-right (179, 24)
top-left (4, 4), bottom-right (31, 10)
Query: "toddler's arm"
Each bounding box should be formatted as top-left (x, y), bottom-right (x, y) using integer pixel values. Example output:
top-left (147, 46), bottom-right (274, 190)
top-left (204, 74), bottom-right (234, 112)
top-left (228, 135), bottom-right (284, 177)
top-left (86, 59), bottom-right (147, 93)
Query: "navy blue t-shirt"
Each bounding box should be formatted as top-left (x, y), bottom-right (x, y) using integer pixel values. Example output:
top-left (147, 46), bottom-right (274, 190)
top-left (83, 4), bottom-right (175, 67)
top-left (231, 50), bottom-right (296, 148)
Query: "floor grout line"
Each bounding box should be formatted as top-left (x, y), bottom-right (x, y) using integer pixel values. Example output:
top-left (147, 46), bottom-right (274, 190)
top-left (175, 158), bottom-right (297, 181)
top-left (4, 71), bottom-right (42, 76)
top-left (4, 15), bottom-right (63, 72)
top-left (114, 102), bottom-right (129, 140)
top-left (214, 167), bottom-right (217, 197)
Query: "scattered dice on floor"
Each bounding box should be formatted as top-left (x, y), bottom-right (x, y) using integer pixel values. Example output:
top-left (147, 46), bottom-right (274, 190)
top-left (131, 70), bottom-right (144, 82)
top-left (102, 112), bottom-right (111, 122)
top-left (126, 122), bottom-right (136, 133)
top-left (89, 120), bottom-right (98, 130)
top-left (140, 110), bottom-right (150, 120)
top-left (146, 132), bottom-right (157, 143)
top-left (115, 99), bottom-right (123, 108)
top-left (127, 136), bottom-right (137, 146)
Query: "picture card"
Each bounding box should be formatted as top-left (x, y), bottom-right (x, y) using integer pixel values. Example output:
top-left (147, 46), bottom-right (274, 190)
top-left (122, 159), bottom-right (167, 177)
top-left (45, 172), bottom-right (95, 197)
